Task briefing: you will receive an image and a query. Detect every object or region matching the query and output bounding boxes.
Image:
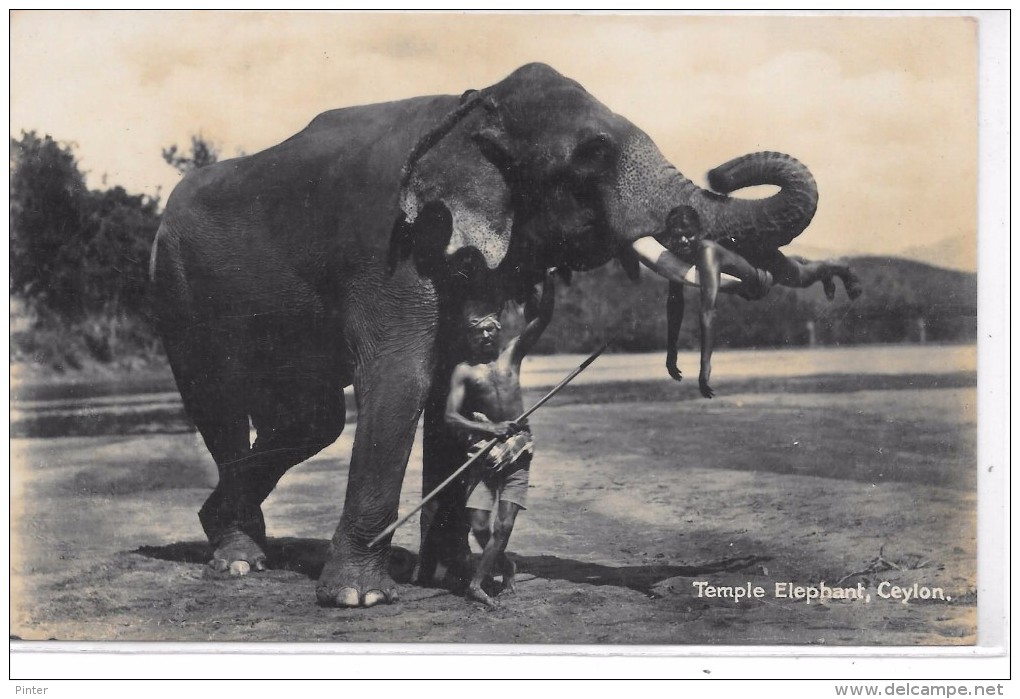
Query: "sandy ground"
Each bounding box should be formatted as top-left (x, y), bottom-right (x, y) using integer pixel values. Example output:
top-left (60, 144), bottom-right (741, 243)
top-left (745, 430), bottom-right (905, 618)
top-left (10, 347), bottom-right (977, 646)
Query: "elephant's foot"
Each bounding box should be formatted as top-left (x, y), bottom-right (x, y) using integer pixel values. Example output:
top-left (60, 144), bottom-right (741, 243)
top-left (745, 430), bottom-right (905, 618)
top-left (415, 559), bottom-right (469, 592)
top-left (200, 493), bottom-right (269, 551)
top-left (316, 559), bottom-right (399, 608)
top-left (410, 548), bottom-right (438, 586)
top-left (409, 559), bottom-right (444, 587)
top-left (208, 529), bottom-right (268, 576)
top-left (410, 559), bottom-right (425, 586)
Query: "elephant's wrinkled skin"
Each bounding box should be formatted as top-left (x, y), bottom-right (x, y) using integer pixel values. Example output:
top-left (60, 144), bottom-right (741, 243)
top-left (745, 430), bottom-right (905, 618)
top-left (150, 63), bottom-right (821, 608)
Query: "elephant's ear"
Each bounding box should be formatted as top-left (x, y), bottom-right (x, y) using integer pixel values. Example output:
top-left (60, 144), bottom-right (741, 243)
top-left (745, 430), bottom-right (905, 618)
top-left (398, 103), bottom-right (513, 271)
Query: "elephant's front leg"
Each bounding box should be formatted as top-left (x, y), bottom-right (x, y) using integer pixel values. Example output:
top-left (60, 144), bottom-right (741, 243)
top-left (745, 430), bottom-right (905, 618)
top-left (316, 351), bottom-right (432, 608)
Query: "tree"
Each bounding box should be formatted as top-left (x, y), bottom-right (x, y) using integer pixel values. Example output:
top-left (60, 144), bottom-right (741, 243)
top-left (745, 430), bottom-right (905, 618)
top-left (81, 185), bottom-right (161, 316)
top-left (10, 130), bottom-right (161, 320)
top-left (10, 131), bottom-right (91, 316)
top-left (161, 134), bottom-right (220, 174)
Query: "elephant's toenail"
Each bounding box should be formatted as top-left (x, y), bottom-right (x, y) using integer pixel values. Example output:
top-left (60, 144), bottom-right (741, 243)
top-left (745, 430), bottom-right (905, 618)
top-left (229, 561), bottom-right (251, 576)
top-left (338, 588), bottom-right (360, 607)
top-left (363, 590), bottom-right (387, 607)
top-left (209, 558), bottom-right (229, 573)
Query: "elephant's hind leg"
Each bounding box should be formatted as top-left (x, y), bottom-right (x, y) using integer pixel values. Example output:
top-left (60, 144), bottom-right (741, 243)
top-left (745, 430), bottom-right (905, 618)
top-left (196, 424), bottom-right (271, 575)
top-left (200, 382), bottom-right (347, 575)
top-left (158, 333), bottom-right (260, 573)
top-left (184, 393), bottom-right (269, 576)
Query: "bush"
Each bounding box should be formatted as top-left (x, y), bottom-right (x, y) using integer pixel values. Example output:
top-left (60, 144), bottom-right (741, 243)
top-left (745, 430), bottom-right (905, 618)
top-left (10, 131), bottom-right (161, 321)
top-left (10, 131), bottom-right (166, 371)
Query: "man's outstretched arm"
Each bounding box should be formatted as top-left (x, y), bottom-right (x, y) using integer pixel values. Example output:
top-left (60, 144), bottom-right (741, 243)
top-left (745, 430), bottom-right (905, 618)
top-left (513, 272), bottom-right (555, 361)
top-left (666, 281), bottom-right (685, 381)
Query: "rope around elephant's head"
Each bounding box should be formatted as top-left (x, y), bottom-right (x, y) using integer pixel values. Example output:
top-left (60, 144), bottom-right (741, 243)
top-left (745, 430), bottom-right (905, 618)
top-left (398, 90), bottom-right (488, 191)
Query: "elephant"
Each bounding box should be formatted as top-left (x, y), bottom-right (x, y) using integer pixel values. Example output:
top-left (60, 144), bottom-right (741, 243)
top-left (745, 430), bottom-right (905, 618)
top-left (149, 62), bottom-right (823, 608)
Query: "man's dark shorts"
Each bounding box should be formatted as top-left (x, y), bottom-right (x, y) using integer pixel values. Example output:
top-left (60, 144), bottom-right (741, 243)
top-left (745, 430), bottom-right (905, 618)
top-left (463, 431), bottom-right (534, 511)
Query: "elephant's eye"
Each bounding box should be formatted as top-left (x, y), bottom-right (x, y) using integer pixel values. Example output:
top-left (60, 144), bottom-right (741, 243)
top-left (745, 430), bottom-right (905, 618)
top-left (572, 133), bottom-right (615, 174)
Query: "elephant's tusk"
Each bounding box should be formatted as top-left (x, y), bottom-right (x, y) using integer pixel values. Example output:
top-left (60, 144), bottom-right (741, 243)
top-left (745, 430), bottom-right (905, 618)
top-left (631, 236), bottom-right (696, 286)
top-left (630, 236), bottom-right (740, 288)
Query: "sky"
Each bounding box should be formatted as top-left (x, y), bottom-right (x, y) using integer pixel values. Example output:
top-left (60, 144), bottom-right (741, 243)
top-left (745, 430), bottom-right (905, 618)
top-left (10, 11), bottom-right (981, 269)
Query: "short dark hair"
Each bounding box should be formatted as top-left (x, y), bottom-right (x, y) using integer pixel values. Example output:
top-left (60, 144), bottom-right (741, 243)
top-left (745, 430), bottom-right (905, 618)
top-left (665, 205), bottom-right (701, 237)
top-left (659, 205), bottom-right (702, 257)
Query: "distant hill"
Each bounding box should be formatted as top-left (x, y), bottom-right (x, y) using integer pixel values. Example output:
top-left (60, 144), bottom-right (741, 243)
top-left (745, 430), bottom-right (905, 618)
top-left (782, 240), bottom-right (863, 262)
top-left (785, 232), bottom-right (977, 275)
top-left (896, 232), bottom-right (977, 273)
top-left (526, 255), bottom-right (977, 353)
top-left (790, 256), bottom-right (976, 309)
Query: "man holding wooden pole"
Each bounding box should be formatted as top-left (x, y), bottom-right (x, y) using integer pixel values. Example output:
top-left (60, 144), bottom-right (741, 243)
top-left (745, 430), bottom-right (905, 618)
top-left (373, 271), bottom-right (611, 607)
top-left (439, 273), bottom-right (555, 607)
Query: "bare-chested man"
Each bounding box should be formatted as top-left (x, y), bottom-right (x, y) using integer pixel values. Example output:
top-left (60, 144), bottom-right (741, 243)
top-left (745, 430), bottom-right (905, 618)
top-left (660, 206), bottom-right (771, 398)
top-left (444, 272), bottom-right (554, 607)
top-left (659, 204), bottom-right (863, 398)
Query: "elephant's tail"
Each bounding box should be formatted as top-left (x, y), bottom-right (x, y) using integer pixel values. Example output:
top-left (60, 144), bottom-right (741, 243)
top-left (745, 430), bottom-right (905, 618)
top-left (148, 225), bottom-right (163, 283)
top-left (147, 218), bottom-right (194, 334)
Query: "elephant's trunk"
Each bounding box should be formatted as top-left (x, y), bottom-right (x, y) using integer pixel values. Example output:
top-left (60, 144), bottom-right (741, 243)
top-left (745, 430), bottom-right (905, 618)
top-left (692, 151), bottom-right (819, 249)
top-left (613, 139), bottom-right (819, 283)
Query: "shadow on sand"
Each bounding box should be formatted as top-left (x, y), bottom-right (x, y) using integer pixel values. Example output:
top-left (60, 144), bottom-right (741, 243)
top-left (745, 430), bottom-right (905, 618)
top-left (135, 537), bottom-right (768, 595)
top-left (514, 554), bottom-right (769, 595)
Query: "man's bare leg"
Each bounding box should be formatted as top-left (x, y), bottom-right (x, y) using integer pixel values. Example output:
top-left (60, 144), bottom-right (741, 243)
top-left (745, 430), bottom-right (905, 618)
top-left (501, 553), bottom-right (517, 596)
top-left (493, 502), bottom-right (521, 597)
top-left (773, 254), bottom-right (862, 300)
top-left (467, 507), bottom-right (498, 607)
top-left (467, 502), bottom-right (521, 607)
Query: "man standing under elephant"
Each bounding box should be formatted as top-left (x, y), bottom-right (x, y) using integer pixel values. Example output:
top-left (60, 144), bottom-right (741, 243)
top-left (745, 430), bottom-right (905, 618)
top-left (443, 272), bottom-right (555, 607)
